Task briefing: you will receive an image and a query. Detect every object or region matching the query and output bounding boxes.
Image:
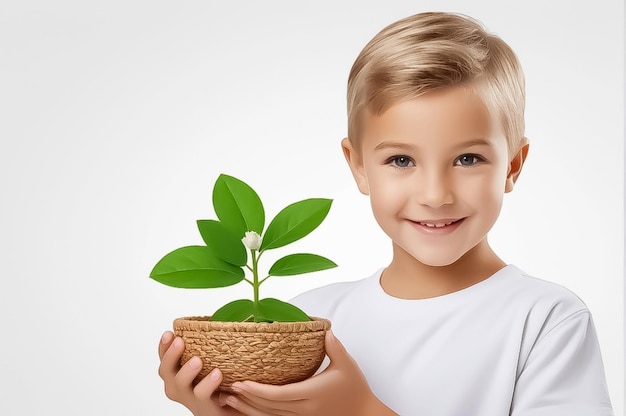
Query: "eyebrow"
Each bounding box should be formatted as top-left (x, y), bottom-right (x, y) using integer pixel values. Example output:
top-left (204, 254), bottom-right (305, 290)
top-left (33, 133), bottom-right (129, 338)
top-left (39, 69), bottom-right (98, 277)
top-left (373, 141), bottom-right (415, 151)
top-left (455, 138), bottom-right (492, 149)
top-left (373, 138), bottom-right (492, 151)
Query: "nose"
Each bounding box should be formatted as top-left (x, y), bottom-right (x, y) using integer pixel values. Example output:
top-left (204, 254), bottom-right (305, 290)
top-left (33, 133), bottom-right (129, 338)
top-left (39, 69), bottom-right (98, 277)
top-left (415, 169), bottom-right (454, 208)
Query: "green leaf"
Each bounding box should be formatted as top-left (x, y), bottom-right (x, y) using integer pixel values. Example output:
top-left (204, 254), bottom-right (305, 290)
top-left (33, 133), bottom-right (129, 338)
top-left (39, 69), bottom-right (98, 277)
top-left (260, 198), bottom-right (332, 251)
top-left (212, 174), bottom-right (265, 236)
top-left (257, 298), bottom-right (311, 322)
top-left (268, 253), bottom-right (337, 276)
top-left (150, 246), bottom-right (244, 288)
top-left (196, 219), bottom-right (247, 266)
top-left (212, 299), bottom-right (254, 322)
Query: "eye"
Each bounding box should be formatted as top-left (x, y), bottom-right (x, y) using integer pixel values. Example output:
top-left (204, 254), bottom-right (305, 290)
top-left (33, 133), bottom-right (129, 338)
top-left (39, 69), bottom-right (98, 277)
top-left (454, 154), bottom-right (484, 167)
top-left (387, 155), bottom-right (415, 168)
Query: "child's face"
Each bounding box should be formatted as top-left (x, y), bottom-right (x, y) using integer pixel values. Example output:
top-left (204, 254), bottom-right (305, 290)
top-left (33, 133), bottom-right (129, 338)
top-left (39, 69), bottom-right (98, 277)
top-left (343, 86), bottom-right (526, 267)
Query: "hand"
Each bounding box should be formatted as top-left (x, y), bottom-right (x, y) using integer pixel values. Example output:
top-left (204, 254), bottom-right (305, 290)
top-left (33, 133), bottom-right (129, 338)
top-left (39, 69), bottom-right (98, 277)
top-left (219, 330), bottom-right (397, 416)
top-left (158, 331), bottom-right (245, 416)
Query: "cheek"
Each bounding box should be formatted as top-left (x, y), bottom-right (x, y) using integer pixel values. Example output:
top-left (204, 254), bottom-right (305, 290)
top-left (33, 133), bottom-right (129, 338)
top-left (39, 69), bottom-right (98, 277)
top-left (480, 177), bottom-right (506, 217)
top-left (460, 169), bottom-right (507, 210)
top-left (367, 173), bottom-right (407, 216)
top-left (482, 184), bottom-right (505, 213)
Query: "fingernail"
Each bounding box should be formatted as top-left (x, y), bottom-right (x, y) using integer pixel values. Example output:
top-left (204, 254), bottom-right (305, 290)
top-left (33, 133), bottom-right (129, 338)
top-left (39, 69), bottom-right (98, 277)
top-left (225, 396), bottom-right (238, 407)
top-left (231, 382), bottom-right (244, 392)
top-left (188, 356), bottom-right (202, 370)
top-left (209, 368), bottom-right (221, 381)
top-left (172, 337), bottom-right (183, 349)
top-left (161, 332), bottom-right (173, 344)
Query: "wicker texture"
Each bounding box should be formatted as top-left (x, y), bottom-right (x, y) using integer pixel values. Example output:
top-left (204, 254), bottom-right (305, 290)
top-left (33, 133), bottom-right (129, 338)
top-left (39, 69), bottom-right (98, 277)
top-left (173, 316), bottom-right (331, 391)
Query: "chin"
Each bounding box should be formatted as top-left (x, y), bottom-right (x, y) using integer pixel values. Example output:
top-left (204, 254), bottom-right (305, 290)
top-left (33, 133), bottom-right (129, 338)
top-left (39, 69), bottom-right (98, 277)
top-left (421, 258), bottom-right (459, 268)
top-left (413, 252), bottom-right (465, 268)
top-left (395, 240), bottom-right (472, 268)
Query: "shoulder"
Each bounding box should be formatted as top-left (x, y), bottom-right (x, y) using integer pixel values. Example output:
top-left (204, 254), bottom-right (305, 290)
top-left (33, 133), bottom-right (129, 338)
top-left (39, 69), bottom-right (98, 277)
top-left (289, 269), bottom-right (383, 319)
top-left (499, 265), bottom-right (589, 319)
top-left (489, 265), bottom-right (592, 340)
top-left (502, 268), bottom-right (613, 414)
top-left (496, 266), bottom-right (602, 371)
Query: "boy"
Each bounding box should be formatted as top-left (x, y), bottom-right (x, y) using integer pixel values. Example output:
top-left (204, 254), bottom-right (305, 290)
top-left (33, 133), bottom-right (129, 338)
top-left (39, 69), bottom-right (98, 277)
top-left (157, 12), bottom-right (613, 415)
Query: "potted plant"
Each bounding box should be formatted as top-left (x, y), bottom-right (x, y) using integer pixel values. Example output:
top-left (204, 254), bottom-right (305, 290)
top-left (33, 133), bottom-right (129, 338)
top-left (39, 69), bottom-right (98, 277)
top-left (150, 174), bottom-right (335, 391)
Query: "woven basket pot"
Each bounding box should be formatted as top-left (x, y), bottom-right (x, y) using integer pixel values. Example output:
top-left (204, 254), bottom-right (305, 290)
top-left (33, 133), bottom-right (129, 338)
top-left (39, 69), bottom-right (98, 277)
top-left (173, 316), bottom-right (331, 391)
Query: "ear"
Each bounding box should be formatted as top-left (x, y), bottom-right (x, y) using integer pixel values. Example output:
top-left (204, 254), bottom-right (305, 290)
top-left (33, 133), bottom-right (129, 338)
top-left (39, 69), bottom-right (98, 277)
top-left (505, 138), bottom-right (530, 193)
top-left (341, 137), bottom-right (370, 195)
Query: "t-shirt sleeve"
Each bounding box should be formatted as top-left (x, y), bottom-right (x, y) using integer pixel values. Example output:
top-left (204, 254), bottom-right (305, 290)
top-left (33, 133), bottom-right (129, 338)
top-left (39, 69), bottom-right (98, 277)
top-left (511, 310), bottom-right (613, 415)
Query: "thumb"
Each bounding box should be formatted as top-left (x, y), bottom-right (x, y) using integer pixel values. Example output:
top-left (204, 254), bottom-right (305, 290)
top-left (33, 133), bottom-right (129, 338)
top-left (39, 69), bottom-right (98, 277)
top-left (324, 330), bottom-right (350, 365)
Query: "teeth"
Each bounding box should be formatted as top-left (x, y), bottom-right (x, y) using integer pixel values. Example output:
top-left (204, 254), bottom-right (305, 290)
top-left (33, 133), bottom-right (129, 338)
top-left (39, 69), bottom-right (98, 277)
top-left (421, 221), bottom-right (454, 228)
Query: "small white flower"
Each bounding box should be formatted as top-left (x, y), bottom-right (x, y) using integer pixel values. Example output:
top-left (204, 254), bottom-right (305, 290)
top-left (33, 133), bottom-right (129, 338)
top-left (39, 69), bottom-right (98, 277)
top-left (241, 231), bottom-right (262, 250)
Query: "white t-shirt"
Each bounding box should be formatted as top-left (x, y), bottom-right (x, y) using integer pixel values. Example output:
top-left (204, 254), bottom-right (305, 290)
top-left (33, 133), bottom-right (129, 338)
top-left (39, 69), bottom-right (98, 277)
top-left (290, 265), bottom-right (613, 416)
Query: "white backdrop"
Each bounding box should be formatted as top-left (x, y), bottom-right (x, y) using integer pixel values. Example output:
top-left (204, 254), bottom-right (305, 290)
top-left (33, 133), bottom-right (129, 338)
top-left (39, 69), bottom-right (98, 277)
top-left (1, 1), bottom-right (623, 414)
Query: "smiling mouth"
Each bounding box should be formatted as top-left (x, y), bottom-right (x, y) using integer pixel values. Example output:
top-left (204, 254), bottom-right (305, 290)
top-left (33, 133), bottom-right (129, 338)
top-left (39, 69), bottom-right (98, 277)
top-left (415, 219), bottom-right (464, 228)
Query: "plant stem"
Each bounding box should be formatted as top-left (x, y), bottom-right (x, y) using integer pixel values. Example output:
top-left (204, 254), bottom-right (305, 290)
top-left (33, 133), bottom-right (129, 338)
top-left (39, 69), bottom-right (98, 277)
top-left (251, 249), bottom-right (260, 320)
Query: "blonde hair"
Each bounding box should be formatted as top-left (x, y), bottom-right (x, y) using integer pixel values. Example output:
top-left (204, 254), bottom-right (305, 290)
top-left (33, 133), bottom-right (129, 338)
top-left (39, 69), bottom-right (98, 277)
top-left (347, 12), bottom-right (526, 155)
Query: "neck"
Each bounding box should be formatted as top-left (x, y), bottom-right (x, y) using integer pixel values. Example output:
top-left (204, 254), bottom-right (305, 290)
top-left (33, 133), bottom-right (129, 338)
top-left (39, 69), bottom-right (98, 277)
top-left (381, 239), bottom-right (505, 299)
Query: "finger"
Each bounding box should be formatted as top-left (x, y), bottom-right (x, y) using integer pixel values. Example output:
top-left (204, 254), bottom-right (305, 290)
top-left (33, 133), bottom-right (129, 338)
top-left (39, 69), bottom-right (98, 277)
top-left (232, 379), bottom-right (312, 402)
top-left (193, 368), bottom-right (223, 401)
top-left (324, 330), bottom-right (350, 366)
top-left (158, 336), bottom-right (185, 381)
top-left (230, 384), bottom-right (304, 413)
top-left (174, 355), bottom-right (204, 387)
top-left (158, 331), bottom-right (175, 360)
top-left (220, 392), bottom-right (296, 416)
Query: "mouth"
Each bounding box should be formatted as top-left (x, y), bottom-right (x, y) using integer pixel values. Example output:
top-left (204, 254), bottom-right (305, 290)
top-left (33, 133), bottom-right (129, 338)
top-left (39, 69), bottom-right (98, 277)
top-left (416, 218), bottom-right (463, 227)
top-left (411, 218), bottom-right (465, 232)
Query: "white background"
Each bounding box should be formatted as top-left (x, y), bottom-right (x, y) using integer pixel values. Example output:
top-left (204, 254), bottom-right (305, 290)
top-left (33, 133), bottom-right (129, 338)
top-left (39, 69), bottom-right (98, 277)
top-left (1, 1), bottom-right (623, 414)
